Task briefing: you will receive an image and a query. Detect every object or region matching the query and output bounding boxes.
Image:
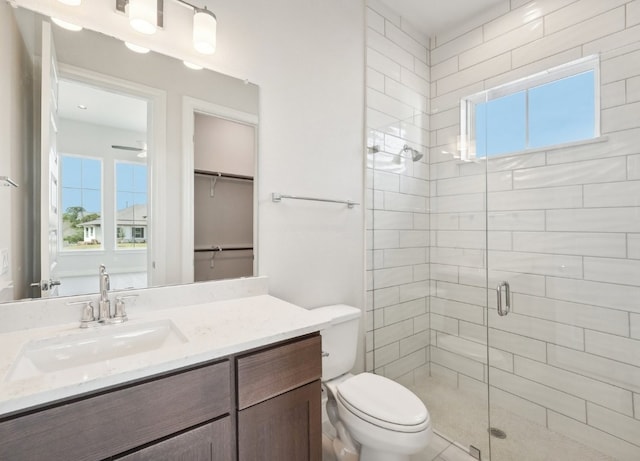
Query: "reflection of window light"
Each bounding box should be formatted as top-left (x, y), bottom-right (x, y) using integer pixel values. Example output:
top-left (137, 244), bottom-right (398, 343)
top-left (523, 6), bottom-right (542, 23)
top-left (460, 55), bottom-right (599, 159)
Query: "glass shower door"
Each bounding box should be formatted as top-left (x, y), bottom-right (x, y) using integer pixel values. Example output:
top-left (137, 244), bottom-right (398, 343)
top-left (485, 44), bottom-right (640, 461)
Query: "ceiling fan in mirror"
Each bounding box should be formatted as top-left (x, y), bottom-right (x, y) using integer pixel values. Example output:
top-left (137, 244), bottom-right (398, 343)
top-left (111, 141), bottom-right (147, 158)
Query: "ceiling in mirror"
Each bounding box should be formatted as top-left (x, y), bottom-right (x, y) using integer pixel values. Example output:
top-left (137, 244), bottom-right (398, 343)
top-left (58, 80), bottom-right (148, 132)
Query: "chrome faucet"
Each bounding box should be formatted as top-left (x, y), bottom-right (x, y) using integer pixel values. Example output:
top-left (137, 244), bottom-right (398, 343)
top-left (98, 264), bottom-right (111, 322)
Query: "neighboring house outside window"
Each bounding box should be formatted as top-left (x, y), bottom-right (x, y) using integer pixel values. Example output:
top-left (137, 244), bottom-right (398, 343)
top-left (116, 161), bottom-right (148, 249)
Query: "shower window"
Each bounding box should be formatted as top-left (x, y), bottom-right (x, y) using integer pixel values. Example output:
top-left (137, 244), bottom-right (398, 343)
top-left (460, 55), bottom-right (600, 159)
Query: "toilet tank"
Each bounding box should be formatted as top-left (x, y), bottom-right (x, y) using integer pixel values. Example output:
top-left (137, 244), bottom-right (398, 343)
top-left (312, 304), bottom-right (361, 380)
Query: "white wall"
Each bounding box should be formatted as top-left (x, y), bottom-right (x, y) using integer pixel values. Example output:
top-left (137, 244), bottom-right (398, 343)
top-left (428, 1), bottom-right (640, 458)
top-left (365, 0), bottom-right (431, 386)
top-left (0, 3), bottom-right (33, 301)
top-left (237, 0), bottom-right (366, 313)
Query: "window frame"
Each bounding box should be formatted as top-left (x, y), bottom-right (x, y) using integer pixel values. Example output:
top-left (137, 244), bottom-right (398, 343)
top-left (58, 153), bottom-right (104, 252)
top-left (460, 54), bottom-right (600, 161)
top-left (132, 227), bottom-right (145, 240)
top-left (114, 159), bottom-right (148, 251)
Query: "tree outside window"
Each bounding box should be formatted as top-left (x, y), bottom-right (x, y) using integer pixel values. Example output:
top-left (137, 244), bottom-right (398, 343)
top-left (60, 156), bottom-right (102, 250)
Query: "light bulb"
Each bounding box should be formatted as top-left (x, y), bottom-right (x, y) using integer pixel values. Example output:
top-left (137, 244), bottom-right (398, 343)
top-left (125, 42), bottom-right (150, 54)
top-left (193, 8), bottom-right (216, 55)
top-left (129, 0), bottom-right (157, 35)
top-left (52, 17), bottom-right (83, 31)
top-left (183, 61), bottom-right (203, 70)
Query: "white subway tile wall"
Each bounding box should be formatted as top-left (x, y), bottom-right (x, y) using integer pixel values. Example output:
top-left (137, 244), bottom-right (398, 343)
top-left (366, 0), bottom-right (640, 458)
top-left (366, 0), bottom-right (431, 388)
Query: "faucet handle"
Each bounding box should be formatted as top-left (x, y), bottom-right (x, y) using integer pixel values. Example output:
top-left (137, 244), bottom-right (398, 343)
top-left (112, 294), bottom-right (138, 323)
top-left (67, 300), bottom-right (96, 328)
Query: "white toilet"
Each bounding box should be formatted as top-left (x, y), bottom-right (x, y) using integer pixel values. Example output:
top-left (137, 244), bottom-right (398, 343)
top-left (315, 304), bottom-right (432, 461)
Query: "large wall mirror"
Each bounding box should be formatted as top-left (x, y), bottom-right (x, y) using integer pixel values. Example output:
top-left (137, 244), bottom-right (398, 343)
top-left (0, 4), bottom-right (259, 303)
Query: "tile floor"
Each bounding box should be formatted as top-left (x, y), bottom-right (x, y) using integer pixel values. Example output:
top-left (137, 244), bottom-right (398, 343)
top-left (410, 432), bottom-right (478, 461)
top-left (322, 424), bottom-right (477, 461)
top-left (410, 375), bottom-right (615, 461)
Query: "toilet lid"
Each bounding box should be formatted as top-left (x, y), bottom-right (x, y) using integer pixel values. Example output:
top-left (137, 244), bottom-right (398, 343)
top-left (337, 373), bottom-right (428, 430)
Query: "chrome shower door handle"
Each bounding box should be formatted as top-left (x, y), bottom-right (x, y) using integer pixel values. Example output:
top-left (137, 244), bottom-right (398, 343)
top-left (496, 281), bottom-right (511, 316)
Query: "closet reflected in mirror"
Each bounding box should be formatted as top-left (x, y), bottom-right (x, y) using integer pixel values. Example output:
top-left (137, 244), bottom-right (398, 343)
top-left (193, 113), bottom-right (255, 282)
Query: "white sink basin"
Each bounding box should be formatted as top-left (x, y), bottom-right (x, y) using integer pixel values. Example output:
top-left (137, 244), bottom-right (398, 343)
top-left (6, 320), bottom-right (188, 382)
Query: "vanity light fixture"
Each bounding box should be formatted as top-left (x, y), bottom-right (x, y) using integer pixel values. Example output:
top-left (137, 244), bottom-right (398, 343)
top-left (57, 0), bottom-right (82, 5)
top-left (116, 0), bottom-right (218, 55)
top-left (192, 6), bottom-right (216, 54)
top-left (128, 0), bottom-right (158, 35)
top-left (125, 42), bottom-right (151, 54)
top-left (51, 17), bottom-right (83, 31)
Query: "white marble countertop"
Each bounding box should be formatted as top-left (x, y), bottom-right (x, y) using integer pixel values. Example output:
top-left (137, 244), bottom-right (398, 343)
top-left (0, 294), bottom-right (330, 417)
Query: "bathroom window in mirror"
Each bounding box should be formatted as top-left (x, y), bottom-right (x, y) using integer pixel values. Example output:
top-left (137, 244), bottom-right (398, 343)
top-left (460, 55), bottom-right (599, 160)
top-left (59, 155), bottom-right (103, 251)
top-left (115, 162), bottom-right (148, 250)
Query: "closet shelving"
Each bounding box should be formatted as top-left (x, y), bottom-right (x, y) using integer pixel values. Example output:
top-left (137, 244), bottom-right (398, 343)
top-left (193, 169), bottom-right (254, 282)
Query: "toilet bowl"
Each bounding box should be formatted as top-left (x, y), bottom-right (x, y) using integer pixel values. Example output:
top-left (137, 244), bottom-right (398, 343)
top-left (315, 305), bottom-right (432, 461)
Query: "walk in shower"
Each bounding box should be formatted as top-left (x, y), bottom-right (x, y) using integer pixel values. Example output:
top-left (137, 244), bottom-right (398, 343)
top-left (366, 1), bottom-right (640, 459)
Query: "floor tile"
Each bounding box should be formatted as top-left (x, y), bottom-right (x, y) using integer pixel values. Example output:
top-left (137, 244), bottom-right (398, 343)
top-left (437, 444), bottom-right (478, 461)
top-left (410, 432), bottom-right (451, 460)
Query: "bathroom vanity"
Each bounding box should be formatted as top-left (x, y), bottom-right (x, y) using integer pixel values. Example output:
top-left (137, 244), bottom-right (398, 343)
top-left (0, 284), bottom-right (327, 461)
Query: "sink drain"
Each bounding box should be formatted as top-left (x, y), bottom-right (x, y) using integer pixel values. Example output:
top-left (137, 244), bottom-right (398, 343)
top-left (488, 427), bottom-right (507, 439)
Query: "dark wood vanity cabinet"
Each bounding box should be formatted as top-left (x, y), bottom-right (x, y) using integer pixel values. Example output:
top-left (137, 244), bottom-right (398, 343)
top-left (236, 334), bottom-right (323, 461)
top-left (115, 418), bottom-right (233, 461)
top-left (0, 360), bottom-right (232, 461)
top-left (0, 333), bottom-right (322, 461)
top-left (238, 381), bottom-right (322, 461)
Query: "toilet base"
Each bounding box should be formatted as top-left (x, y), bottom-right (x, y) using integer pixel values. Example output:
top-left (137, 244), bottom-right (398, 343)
top-left (360, 446), bottom-right (411, 461)
top-left (323, 432), bottom-right (359, 461)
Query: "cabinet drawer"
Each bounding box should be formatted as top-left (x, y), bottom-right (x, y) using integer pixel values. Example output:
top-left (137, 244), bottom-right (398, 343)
top-left (237, 334), bottom-right (321, 409)
top-left (0, 360), bottom-right (230, 461)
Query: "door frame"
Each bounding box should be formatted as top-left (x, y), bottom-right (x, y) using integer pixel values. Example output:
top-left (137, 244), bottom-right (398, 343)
top-left (56, 63), bottom-right (167, 288)
top-left (181, 97), bottom-right (259, 284)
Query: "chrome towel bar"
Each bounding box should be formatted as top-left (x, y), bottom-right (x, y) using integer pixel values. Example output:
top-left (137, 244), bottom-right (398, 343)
top-left (272, 193), bottom-right (359, 208)
top-left (0, 176), bottom-right (18, 187)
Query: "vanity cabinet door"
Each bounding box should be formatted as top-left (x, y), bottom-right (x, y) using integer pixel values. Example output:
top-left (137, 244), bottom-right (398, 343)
top-left (236, 334), bottom-right (322, 461)
top-left (115, 417), bottom-right (232, 461)
top-left (238, 380), bottom-right (322, 461)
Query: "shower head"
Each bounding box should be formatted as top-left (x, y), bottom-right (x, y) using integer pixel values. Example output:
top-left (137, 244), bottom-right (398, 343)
top-left (399, 144), bottom-right (423, 162)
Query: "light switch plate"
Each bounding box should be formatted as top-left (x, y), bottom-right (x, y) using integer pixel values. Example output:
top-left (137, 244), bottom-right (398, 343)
top-left (0, 248), bottom-right (8, 275)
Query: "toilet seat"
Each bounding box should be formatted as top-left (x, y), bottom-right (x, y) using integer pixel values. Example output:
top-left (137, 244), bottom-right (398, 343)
top-left (336, 373), bottom-right (429, 433)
